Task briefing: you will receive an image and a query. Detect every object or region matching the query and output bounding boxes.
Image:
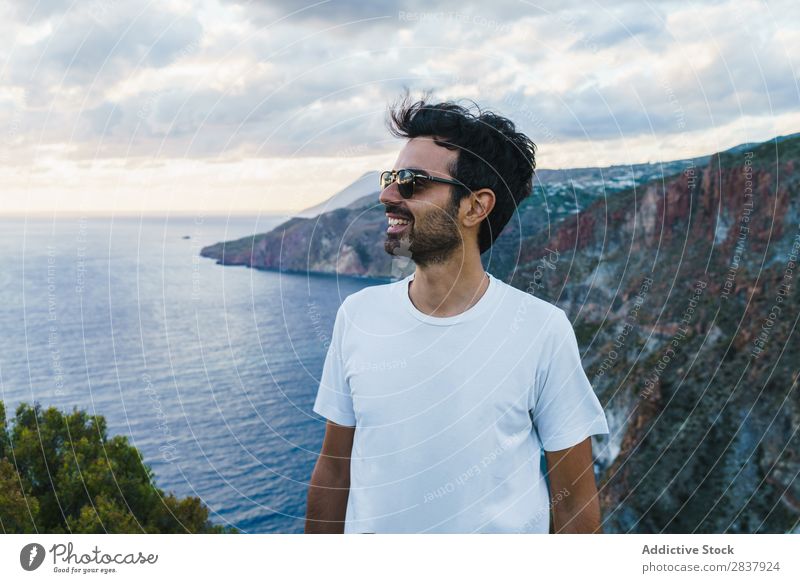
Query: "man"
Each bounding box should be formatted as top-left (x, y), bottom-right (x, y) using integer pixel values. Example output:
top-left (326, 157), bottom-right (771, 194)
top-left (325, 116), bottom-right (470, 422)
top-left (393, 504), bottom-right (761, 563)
top-left (305, 94), bottom-right (610, 534)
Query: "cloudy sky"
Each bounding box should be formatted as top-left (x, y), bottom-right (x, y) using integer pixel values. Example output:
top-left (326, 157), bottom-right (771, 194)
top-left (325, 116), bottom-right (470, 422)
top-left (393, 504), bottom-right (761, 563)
top-left (1, 0), bottom-right (798, 215)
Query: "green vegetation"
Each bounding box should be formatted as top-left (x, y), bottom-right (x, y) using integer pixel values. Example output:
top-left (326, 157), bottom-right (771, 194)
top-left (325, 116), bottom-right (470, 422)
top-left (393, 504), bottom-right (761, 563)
top-left (573, 319), bottom-right (603, 346)
top-left (717, 133), bottom-right (800, 169)
top-left (0, 400), bottom-right (237, 534)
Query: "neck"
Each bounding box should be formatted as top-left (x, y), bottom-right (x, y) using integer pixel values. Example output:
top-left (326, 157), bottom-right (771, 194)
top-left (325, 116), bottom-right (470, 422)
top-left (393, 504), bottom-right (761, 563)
top-left (409, 248), bottom-right (489, 318)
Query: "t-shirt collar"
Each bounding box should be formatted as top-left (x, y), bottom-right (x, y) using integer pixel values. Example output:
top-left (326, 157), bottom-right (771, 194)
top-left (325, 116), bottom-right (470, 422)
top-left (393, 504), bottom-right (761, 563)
top-left (398, 271), bottom-right (498, 326)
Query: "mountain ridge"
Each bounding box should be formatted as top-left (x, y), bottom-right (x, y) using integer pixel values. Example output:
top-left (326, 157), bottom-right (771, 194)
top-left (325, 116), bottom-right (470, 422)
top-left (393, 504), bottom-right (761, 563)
top-left (201, 133), bottom-right (799, 280)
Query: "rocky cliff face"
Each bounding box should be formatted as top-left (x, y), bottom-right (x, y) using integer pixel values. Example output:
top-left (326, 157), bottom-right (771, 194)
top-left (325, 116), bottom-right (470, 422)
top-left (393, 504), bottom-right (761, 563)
top-left (200, 207), bottom-right (400, 279)
top-left (508, 136), bottom-right (799, 533)
top-left (201, 135), bottom-right (800, 532)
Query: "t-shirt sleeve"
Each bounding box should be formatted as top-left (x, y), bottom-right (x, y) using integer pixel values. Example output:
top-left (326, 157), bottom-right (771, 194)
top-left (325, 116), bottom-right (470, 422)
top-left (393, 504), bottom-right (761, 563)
top-left (530, 308), bottom-right (609, 452)
top-left (312, 298), bottom-right (356, 427)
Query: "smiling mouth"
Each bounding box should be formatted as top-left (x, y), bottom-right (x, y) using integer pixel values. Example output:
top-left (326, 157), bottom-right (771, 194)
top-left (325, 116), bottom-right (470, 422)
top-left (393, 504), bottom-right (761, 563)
top-left (386, 216), bottom-right (412, 234)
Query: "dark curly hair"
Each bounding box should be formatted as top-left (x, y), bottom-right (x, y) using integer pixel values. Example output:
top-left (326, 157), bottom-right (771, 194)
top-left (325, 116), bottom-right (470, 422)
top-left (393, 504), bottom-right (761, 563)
top-left (386, 90), bottom-right (537, 254)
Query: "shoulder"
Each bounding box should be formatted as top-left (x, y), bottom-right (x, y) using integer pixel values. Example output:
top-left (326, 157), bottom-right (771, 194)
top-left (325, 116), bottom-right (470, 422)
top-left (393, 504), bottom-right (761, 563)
top-left (345, 278), bottom-right (400, 304)
top-left (492, 276), bottom-right (567, 327)
top-left (338, 278), bottom-right (403, 317)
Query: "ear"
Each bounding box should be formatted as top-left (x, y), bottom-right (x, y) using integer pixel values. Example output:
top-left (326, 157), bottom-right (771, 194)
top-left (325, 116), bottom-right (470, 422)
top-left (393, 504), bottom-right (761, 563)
top-left (462, 188), bottom-right (495, 228)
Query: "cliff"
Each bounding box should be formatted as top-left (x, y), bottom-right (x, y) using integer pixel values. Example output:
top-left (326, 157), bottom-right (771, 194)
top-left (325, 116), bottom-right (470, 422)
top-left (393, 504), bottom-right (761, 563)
top-left (511, 135), bottom-right (799, 533)
top-left (198, 155), bottom-right (712, 278)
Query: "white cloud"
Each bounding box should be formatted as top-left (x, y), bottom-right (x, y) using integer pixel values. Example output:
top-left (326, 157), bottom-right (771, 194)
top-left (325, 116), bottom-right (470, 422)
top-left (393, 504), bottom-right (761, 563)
top-left (0, 0), bottom-right (797, 214)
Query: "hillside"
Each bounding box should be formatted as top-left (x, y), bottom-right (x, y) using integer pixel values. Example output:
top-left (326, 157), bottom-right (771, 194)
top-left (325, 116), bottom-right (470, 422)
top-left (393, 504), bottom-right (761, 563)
top-left (200, 137), bottom-right (796, 280)
top-left (198, 161), bottom-right (705, 278)
top-left (516, 135), bottom-right (799, 533)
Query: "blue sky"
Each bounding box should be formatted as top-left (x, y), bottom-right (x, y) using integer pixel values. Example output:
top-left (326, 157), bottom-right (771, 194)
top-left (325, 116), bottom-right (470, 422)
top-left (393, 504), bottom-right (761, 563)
top-left (1, 0), bottom-right (798, 214)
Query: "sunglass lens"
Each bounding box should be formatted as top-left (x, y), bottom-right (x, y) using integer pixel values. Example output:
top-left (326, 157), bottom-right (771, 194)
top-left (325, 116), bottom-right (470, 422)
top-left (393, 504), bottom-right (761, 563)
top-left (397, 169), bottom-right (414, 198)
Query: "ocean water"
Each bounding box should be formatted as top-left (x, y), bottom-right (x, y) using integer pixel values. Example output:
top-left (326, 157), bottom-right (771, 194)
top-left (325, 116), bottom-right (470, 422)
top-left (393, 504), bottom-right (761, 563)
top-left (0, 215), bottom-right (383, 533)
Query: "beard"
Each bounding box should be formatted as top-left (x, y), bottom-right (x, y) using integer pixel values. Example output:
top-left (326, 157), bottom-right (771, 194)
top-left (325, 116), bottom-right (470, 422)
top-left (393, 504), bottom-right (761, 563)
top-left (384, 196), bottom-right (463, 268)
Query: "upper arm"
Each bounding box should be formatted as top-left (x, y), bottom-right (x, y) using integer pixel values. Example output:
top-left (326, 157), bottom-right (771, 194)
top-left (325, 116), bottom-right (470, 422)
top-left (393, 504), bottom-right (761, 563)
top-left (544, 436), bottom-right (598, 501)
top-left (315, 420), bottom-right (355, 483)
top-left (530, 309), bottom-right (609, 451)
top-left (312, 301), bottom-right (357, 427)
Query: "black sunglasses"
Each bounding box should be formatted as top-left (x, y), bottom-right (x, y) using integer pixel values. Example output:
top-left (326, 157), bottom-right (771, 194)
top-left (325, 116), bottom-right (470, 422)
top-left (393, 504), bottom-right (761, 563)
top-left (379, 168), bottom-right (463, 199)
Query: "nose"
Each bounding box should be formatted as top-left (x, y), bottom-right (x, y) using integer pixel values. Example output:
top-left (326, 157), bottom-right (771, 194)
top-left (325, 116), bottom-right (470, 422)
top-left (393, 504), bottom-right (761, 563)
top-left (379, 181), bottom-right (404, 207)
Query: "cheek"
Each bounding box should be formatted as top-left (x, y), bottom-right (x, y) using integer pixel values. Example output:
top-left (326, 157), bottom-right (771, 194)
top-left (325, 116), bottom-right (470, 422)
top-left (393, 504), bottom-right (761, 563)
top-left (405, 203), bottom-right (422, 222)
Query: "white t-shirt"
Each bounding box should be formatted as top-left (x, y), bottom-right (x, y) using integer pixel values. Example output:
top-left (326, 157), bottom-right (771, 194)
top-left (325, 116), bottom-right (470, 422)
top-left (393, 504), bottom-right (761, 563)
top-left (312, 271), bottom-right (609, 533)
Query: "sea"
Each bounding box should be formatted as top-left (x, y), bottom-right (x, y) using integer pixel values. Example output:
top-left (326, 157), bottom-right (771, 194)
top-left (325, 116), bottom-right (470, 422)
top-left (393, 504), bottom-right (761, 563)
top-left (0, 214), bottom-right (383, 533)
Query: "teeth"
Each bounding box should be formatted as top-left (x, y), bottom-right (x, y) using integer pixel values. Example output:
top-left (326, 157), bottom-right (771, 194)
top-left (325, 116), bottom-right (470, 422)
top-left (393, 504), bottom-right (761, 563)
top-left (388, 217), bottom-right (411, 226)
